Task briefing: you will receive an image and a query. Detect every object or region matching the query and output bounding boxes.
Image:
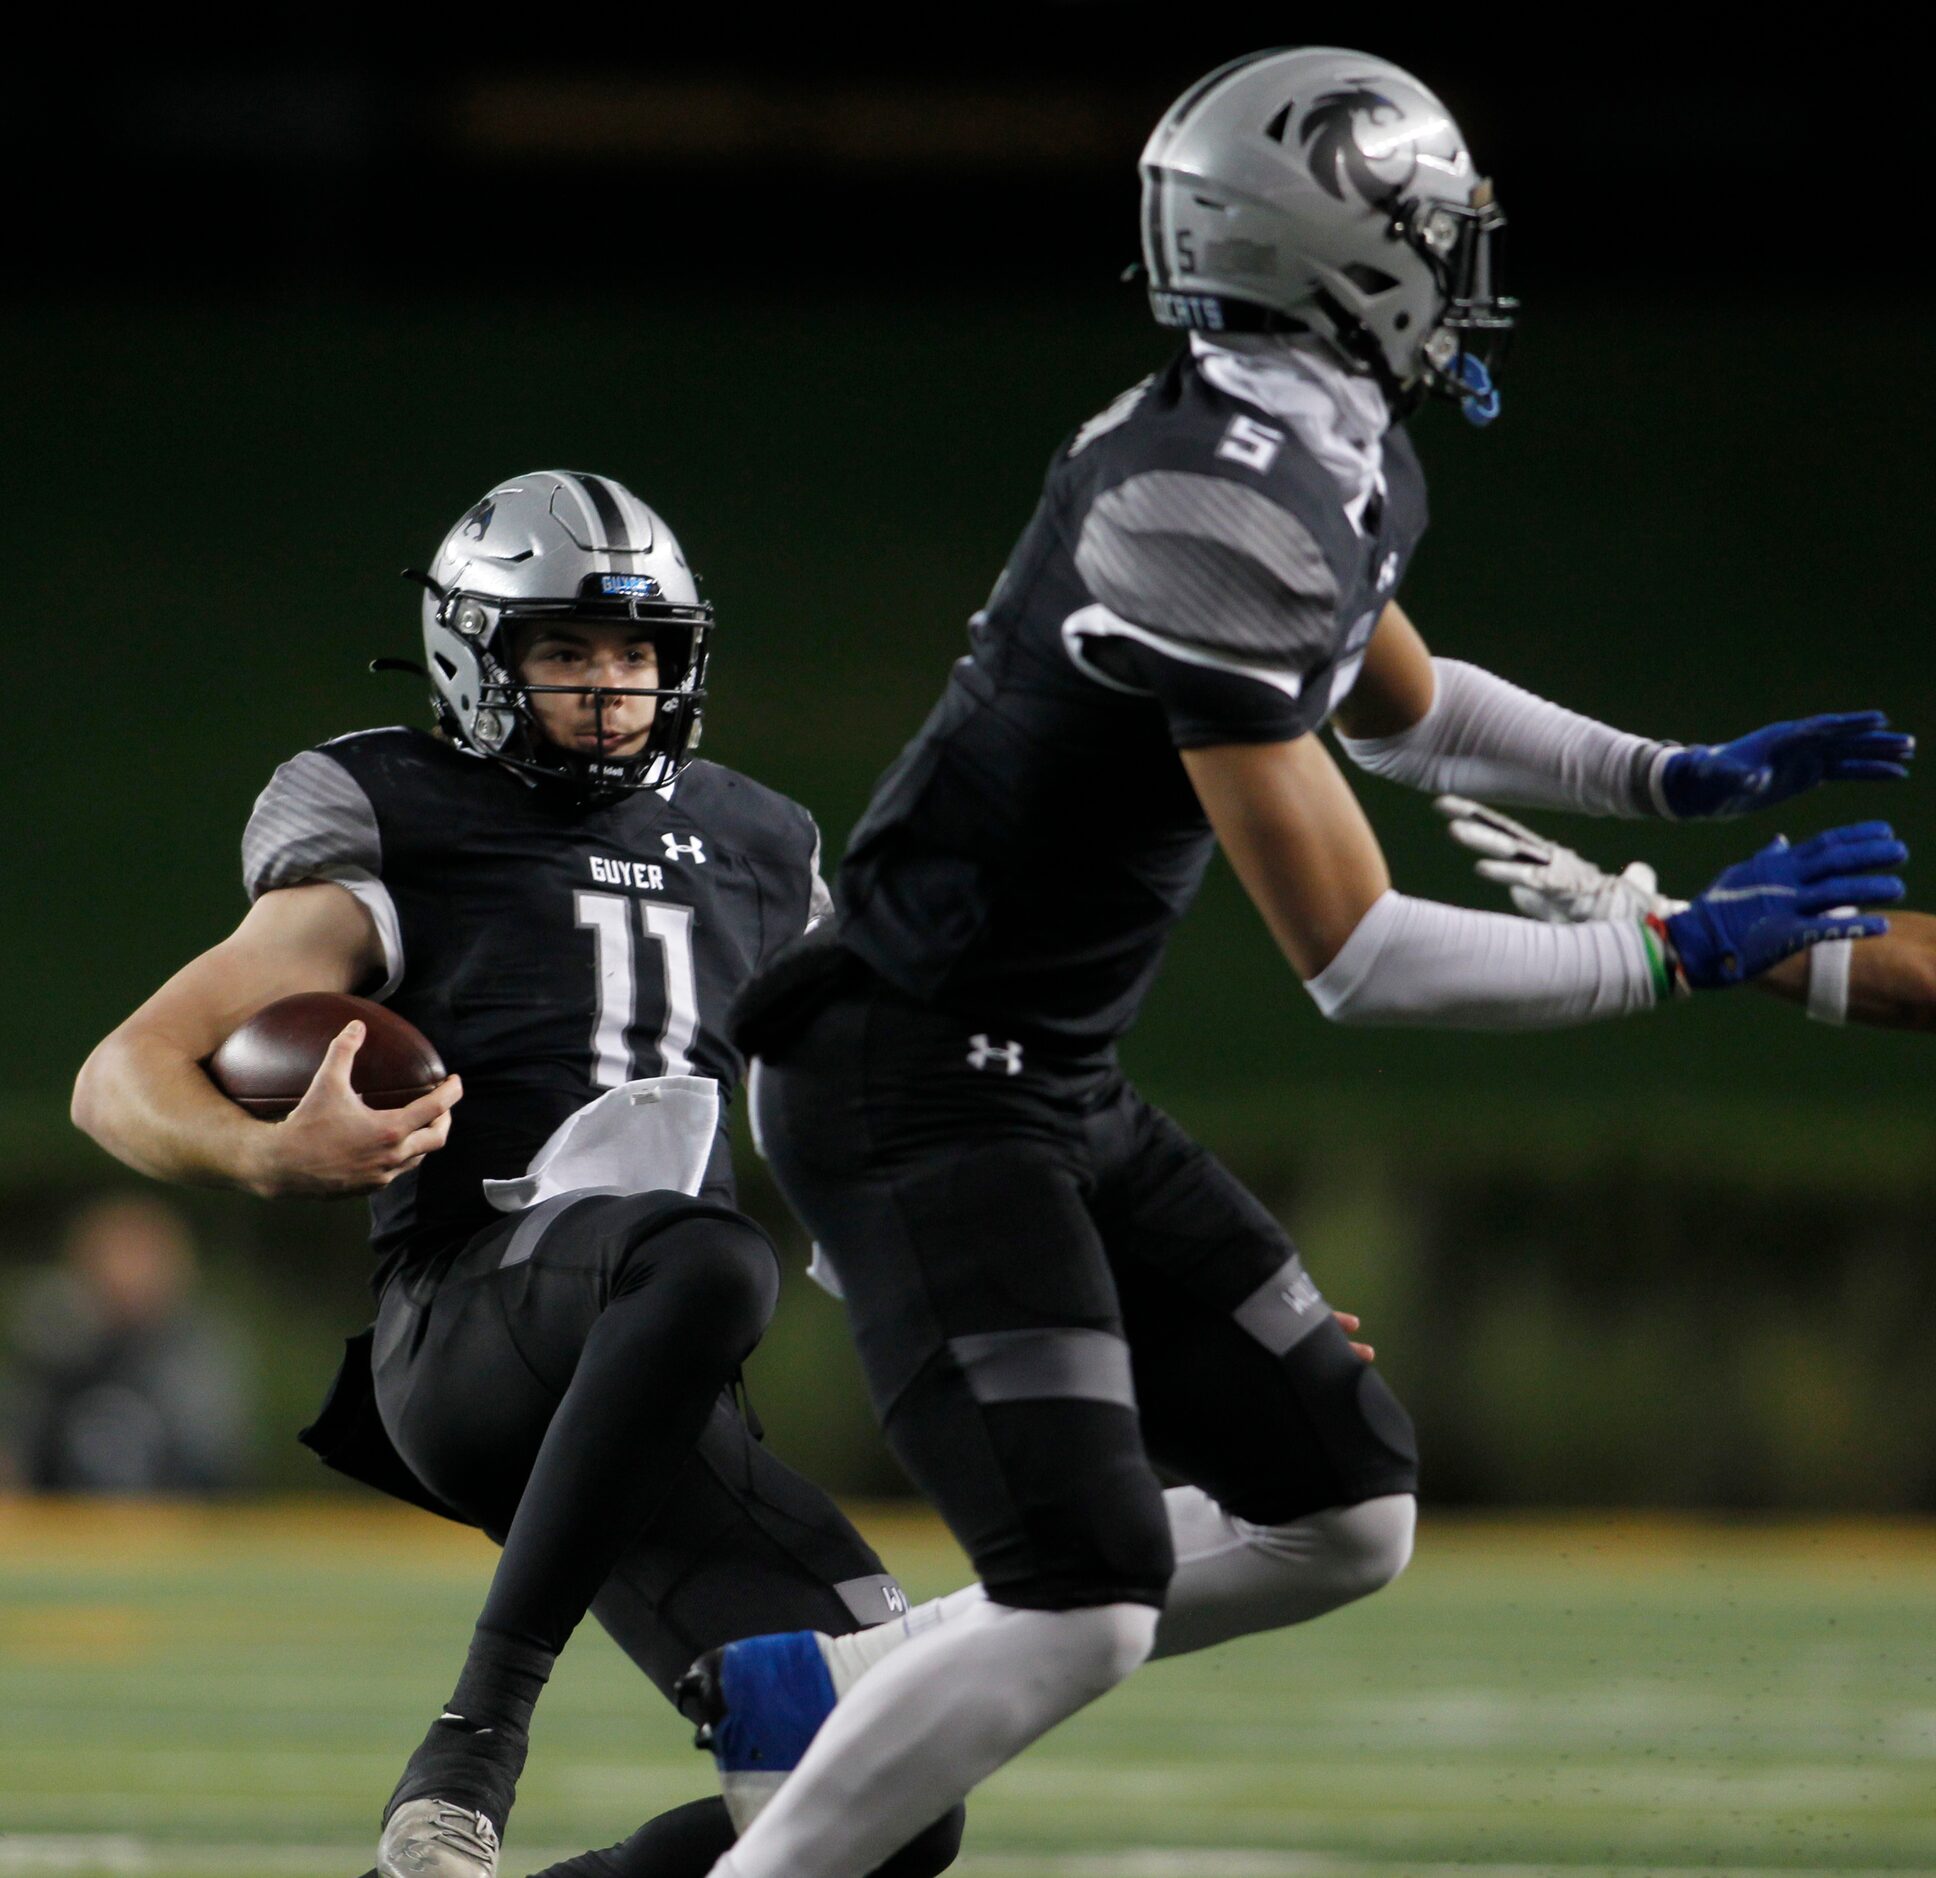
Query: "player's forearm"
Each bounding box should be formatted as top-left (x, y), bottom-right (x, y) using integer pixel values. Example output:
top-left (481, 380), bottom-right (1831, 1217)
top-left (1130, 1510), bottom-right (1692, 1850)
top-left (1336, 658), bottom-right (1673, 818)
top-left (1185, 737), bottom-right (1665, 1027)
top-left (1753, 914), bottom-right (1936, 1032)
top-left (72, 1026), bottom-right (277, 1192)
top-left (1303, 890), bottom-right (1662, 1028)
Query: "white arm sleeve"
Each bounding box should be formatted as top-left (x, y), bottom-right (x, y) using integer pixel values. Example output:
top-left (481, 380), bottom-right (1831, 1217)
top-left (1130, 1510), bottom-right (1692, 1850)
top-left (1305, 889), bottom-right (1661, 1028)
top-left (1335, 657), bottom-right (1677, 819)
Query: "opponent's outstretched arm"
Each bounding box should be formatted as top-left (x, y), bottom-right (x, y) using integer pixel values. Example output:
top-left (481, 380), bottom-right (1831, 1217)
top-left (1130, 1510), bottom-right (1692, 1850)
top-left (1331, 602), bottom-right (1913, 820)
top-left (71, 882), bottom-right (460, 1196)
top-left (1183, 733), bottom-right (1904, 1026)
top-left (1439, 795), bottom-right (1936, 1033)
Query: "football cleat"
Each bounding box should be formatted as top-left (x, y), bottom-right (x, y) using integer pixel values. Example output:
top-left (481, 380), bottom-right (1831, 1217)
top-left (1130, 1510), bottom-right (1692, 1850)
top-left (369, 1798), bottom-right (500, 1877)
top-left (675, 1630), bottom-right (839, 1832)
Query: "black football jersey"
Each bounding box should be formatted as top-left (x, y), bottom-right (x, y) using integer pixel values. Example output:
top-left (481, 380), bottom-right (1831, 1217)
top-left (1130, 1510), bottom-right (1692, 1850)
top-left (837, 346), bottom-right (1428, 1046)
top-left (242, 729), bottom-right (828, 1284)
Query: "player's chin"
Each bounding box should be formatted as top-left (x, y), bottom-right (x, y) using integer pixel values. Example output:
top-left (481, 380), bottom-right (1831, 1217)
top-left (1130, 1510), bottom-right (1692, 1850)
top-left (571, 731), bottom-right (651, 756)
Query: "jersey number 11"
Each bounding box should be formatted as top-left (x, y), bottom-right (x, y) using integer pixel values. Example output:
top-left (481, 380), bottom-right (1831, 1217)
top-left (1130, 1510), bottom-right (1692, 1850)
top-left (573, 890), bottom-right (700, 1085)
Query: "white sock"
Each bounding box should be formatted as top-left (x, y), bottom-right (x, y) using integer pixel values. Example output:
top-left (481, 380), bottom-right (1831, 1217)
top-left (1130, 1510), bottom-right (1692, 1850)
top-left (711, 1597), bottom-right (1157, 1878)
top-left (821, 1488), bottom-right (1414, 1690)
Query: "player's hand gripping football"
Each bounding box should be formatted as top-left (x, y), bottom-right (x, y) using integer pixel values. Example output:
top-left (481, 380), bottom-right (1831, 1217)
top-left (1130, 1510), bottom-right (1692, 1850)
top-left (1662, 824), bottom-right (1906, 989)
top-left (1435, 796), bottom-right (1688, 923)
top-left (1660, 711), bottom-right (1914, 819)
top-left (253, 1019), bottom-right (462, 1198)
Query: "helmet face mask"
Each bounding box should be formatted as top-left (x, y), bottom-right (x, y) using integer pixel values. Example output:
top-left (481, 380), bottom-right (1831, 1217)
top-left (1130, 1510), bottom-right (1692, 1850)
top-left (1140, 48), bottom-right (1518, 424)
top-left (416, 473), bottom-right (714, 804)
top-left (1399, 187), bottom-right (1513, 421)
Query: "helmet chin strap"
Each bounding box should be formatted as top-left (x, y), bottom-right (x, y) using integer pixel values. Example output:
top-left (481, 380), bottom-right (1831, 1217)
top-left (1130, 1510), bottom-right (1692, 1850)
top-left (1422, 332), bottom-right (1503, 427)
top-left (1451, 352), bottom-right (1502, 427)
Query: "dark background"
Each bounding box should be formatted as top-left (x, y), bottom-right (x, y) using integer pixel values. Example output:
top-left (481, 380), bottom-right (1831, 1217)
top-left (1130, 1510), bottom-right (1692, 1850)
top-left (7, 16), bottom-right (1932, 1505)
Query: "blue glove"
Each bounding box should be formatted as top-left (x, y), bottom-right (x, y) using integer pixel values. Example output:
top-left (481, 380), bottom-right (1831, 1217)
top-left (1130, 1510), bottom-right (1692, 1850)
top-left (1661, 711), bottom-right (1914, 818)
top-left (1663, 823), bottom-right (1906, 989)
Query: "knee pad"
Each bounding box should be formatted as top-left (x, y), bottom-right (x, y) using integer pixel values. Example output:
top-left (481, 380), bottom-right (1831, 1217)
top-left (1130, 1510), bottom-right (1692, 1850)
top-left (889, 1375), bottom-right (1176, 1610)
top-left (614, 1215), bottom-right (779, 1353)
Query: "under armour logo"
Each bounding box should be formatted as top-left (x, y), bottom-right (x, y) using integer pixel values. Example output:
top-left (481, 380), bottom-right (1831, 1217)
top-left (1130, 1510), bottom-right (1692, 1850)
top-left (662, 834), bottom-right (707, 864)
top-left (1377, 550), bottom-right (1400, 590)
top-left (1280, 1270), bottom-right (1323, 1317)
top-left (883, 1584), bottom-right (909, 1615)
top-left (967, 1033), bottom-right (1024, 1075)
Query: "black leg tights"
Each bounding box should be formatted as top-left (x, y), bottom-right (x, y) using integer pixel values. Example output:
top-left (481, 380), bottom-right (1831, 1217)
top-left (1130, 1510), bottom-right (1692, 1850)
top-left (525, 1797), bottom-right (966, 1878)
top-left (388, 1214), bottom-right (779, 1830)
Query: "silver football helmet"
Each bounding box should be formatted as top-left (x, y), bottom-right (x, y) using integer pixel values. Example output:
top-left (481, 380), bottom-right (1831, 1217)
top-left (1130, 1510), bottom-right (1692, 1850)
top-left (411, 470), bottom-right (713, 798)
top-left (1140, 48), bottom-right (1515, 421)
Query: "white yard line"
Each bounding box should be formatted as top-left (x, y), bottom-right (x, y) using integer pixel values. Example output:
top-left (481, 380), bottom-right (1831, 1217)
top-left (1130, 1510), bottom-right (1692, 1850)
top-left (1, 1842), bottom-right (1928, 1878)
top-left (960, 1860), bottom-right (1936, 1878)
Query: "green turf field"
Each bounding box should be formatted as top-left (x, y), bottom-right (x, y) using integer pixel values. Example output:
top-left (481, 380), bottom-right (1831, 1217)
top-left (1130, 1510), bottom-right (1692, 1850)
top-left (1, 1502), bottom-right (1932, 1877)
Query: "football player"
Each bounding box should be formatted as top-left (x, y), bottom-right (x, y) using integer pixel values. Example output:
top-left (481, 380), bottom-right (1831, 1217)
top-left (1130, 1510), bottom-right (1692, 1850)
top-left (70, 472), bottom-right (963, 1878)
top-left (1438, 795), bottom-right (1936, 1029)
top-left (668, 51), bottom-right (1914, 1878)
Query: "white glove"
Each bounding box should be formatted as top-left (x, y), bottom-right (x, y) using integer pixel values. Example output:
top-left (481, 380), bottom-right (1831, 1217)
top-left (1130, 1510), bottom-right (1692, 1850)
top-left (1434, 795), bottom-right (1689, 924)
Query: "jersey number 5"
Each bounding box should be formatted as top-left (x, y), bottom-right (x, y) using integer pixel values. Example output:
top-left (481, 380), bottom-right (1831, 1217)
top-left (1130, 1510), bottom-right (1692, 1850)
top-left (573, 890), bottom-right (700, 1085)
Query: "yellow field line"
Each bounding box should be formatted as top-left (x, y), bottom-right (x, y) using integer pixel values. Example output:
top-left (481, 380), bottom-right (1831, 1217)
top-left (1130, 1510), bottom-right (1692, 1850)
top-left (2, 1498), bottom-right (1935, 1573)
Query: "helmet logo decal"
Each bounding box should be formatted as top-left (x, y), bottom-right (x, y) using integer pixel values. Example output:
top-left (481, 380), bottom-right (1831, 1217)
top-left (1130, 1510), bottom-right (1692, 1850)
top-left (600, 574), bottom-right (663, 597)
top-left (1301, 88), bottom-right (1417, 205)
top-left (460, 498), bottom-right (496, 541)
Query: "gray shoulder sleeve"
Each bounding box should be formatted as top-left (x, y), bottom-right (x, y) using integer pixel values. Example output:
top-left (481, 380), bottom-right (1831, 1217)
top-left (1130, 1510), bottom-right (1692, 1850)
top-left (243, 750), bottom-right (381, 896)
top-left (242, 750), bottom-right (403, 996)
top-left (1074, 470), bottom-right (1341, 667)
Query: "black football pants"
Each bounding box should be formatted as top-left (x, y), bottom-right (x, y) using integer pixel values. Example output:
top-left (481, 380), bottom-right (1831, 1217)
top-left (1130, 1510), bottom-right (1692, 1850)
top-left (371, 1190), bottom-right (961, 1878)
top-left (755, 974), bottom-right (1420, 1614)
top-left (372, 1192), bottom-right (908, 1686)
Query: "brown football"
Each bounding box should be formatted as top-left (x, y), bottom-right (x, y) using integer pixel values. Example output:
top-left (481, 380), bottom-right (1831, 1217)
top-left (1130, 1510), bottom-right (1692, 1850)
top-left (207, 992), bottom-right (446, 1121)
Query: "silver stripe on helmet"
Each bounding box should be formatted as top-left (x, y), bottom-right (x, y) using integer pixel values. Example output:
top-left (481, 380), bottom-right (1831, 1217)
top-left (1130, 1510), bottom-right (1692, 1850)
top-left (553, 473), bottom-right (612, 571)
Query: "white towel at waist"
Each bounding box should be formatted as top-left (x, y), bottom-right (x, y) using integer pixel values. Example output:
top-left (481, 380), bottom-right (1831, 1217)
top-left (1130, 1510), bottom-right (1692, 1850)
top-left (482, 1075), bottom-right (721, 1213)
